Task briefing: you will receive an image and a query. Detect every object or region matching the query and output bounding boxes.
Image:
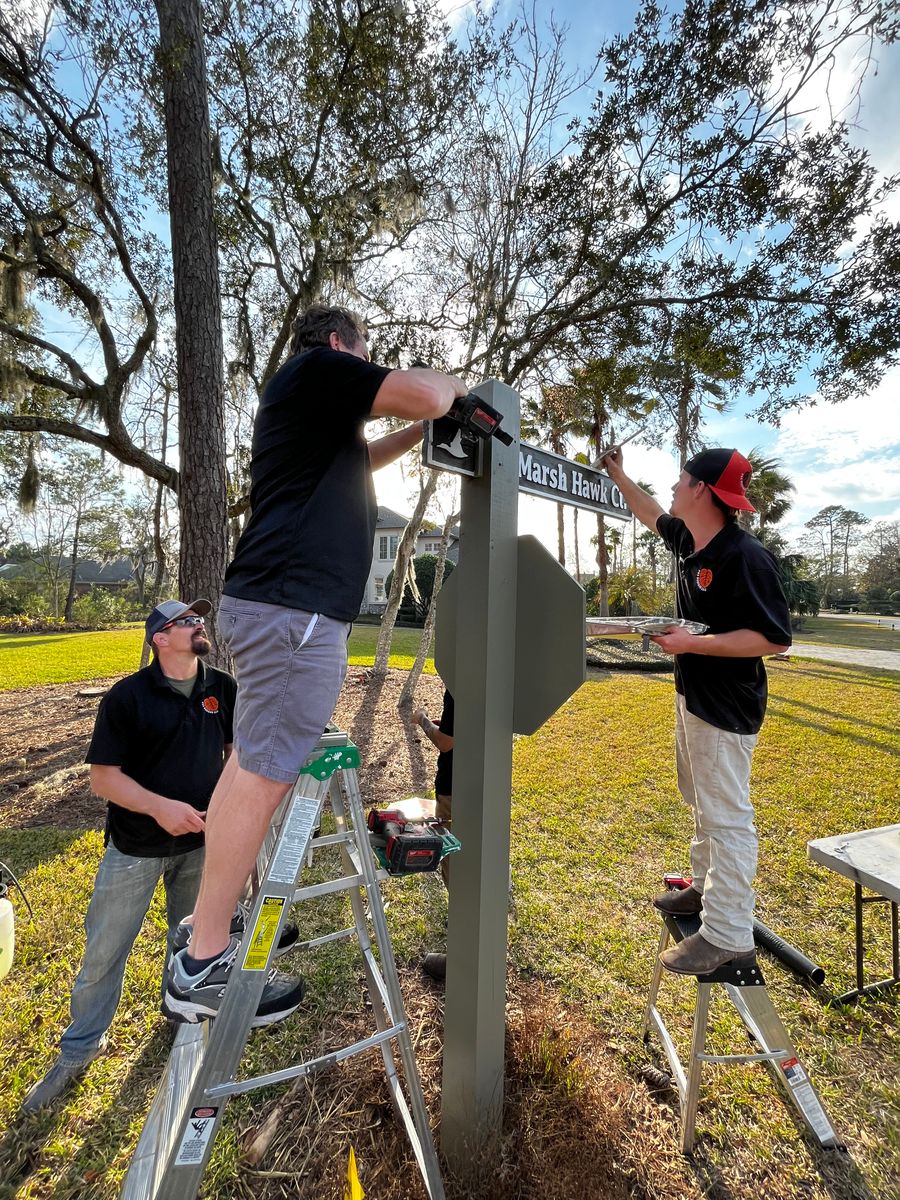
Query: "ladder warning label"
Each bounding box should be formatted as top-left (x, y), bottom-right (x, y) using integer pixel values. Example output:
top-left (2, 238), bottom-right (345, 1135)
top-left (174, 1106), bottom-right (219, 1165)
top-left (780, 1058), bottom-right (834, 1143)
top-left (242, 896), bottom-right (285, 971)
top-left (267, 794), bottom-right (320, 884)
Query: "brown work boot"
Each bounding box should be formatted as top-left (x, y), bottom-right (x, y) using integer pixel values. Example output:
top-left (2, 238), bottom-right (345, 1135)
top-left (652, 886), bottom-right (703, 916)
top-left (421, 953), bottom-right (446, 982)
top-left (660, 931), bottom-right (756, 976)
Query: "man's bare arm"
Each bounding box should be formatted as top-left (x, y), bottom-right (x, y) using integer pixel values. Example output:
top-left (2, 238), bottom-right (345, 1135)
top-left (600, 446), bottom-right (665, 532)
top-left (368, 423), bottom-right (425, 471)
top-left (651, 628), bottom-right (790, 657)
top-left (90, 764), bottom-right (206, 836)
top-left (412, 708), bottom-right (454, 753)
top-left (371, 367), bottom-right (467, 421)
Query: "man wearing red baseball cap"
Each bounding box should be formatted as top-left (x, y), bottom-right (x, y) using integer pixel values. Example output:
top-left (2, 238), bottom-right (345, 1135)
top-left (601, 446), bottom-right (792, 976)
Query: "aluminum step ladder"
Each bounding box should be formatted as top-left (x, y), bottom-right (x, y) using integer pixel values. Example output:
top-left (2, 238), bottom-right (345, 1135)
top-left (120, 730), bottom-right (445, 1200)
top-left (642, 911), bottom-right (842, 1154)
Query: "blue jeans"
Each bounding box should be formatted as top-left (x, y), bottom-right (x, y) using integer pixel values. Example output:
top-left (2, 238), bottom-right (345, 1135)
top-left (60, 843), bottom-right (204, 1063)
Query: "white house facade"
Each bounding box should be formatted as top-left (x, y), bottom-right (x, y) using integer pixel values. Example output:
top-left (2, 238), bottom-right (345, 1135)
top-left (360, 507), bottom-right (459, 614)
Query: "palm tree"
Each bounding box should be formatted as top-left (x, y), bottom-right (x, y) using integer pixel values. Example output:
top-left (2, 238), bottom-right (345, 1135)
top-left (607, 526), bottom-right (622, 576)
top-left (745, 450), bottom-right (795, 535)
top-left (521, 385), bottom-right (582, 565)
top-left (567, 356), bottom-right (655, 613)
top-left (650, 321), bottom-right (742, 466)
top-left (631, 480), bottom-right (656, 569)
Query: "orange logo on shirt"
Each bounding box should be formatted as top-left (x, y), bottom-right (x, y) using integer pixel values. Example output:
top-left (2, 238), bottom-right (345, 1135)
top-left (202, 696), bottom-right (219, 713)
top-left (697, 567), bottom-right (713, 591)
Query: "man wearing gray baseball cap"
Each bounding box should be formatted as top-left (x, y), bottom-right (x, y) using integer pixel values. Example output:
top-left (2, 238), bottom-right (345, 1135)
top-left (22, 598), bottom-right (237, 1112)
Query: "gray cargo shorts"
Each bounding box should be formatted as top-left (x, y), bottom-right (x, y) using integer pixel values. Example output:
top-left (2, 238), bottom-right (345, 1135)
top-left (218, 595), bottom-right (350, 784)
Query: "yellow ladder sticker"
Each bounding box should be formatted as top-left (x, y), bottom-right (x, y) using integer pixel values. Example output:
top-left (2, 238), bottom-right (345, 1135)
top-left (241, 896), bottom-right (285, 971)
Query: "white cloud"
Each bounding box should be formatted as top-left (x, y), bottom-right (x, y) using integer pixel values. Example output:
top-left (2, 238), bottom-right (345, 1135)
top-left (766, 371), bottom-right (900, 539)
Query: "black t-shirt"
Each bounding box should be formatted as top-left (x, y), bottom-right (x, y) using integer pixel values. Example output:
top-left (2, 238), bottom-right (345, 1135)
top-left (656, 515), bottom-right (792, 735)
top-left (223, 346), bottom-right (393, 620)
top-left (434, 690), bottom-right (454, 796)
top-left (85, 658), bottom-right (237, 857)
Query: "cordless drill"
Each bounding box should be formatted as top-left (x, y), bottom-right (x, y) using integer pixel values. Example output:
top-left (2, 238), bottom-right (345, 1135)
top-left (410, 359), bottom-right (513, 447)
top-left (366, 809), bottom-right (444, 875)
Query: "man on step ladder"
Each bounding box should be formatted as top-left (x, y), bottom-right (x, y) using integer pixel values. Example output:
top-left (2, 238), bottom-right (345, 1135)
top-left (602, 446), bottom-right (792, 977)
top-left (164, 305), bottom-right (468, 1026)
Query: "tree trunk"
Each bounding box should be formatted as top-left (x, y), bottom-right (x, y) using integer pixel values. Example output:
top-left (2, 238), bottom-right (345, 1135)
top-left (595, 512), bottom-right (609, 616)
top-left (676, 373), bottom-right (692, 467)
top-left (573, 508), bottom-right (581, 582)
top-left (373, 471), bottom-right (439, 677)
top-left (399, 507), bottom-right (458, 708)
top-left (156, 0), bottom-right (228, 658)
top-left (556, 501), bottom-right (565, 565)
top-left (151, 479), bottom-right (167, 605)
top-left (63, 510), bottom-right (82, 623)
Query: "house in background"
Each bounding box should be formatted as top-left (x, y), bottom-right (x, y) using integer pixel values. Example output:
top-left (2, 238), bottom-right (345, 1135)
top-left (361, 506), bottom-right (460, 613)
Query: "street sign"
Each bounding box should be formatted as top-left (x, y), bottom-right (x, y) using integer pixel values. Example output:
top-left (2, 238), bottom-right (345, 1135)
top-left (434, 534), bottom-right (586, 736)
top-left (518, 442), bottom-right (631, 520)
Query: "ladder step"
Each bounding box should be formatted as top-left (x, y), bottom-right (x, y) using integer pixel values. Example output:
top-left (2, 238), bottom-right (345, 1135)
top-left (206, 1024), bottom-right (407, 1098)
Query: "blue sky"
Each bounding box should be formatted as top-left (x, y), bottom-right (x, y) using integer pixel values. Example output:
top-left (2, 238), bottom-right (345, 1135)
top-left (376, 0), bottom-right (900, 554)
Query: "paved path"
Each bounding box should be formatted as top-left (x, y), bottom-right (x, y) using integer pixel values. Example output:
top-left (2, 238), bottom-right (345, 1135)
top-left (787, 642), bottom-right (900, 672)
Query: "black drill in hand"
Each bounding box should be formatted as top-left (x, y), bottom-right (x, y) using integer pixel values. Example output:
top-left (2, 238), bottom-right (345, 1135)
top-left (410, 360), bottom-right (513, 447)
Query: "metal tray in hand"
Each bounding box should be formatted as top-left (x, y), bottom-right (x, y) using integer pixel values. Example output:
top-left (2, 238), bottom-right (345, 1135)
top-left (585, 616), bottom-right (708, 637)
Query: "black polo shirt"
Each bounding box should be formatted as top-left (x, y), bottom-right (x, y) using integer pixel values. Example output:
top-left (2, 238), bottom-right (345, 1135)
top-left (656, 515), bottom-right (792, 735)
top-left (223, 346), bottom-right (393, 621)
top-left (85, 658), bottom-right (237, 857)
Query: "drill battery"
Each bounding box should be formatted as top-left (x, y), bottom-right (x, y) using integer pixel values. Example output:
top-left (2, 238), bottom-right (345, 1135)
top-left (366, 808), bottom-right (444, 875)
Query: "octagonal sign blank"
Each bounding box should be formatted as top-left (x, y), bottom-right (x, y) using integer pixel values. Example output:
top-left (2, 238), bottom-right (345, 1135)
top-left (435, 534), bottom-right (586, 735)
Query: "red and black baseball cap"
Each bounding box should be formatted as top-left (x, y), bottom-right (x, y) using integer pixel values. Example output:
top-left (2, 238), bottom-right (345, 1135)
top-left (683, 448), bottom-right (756, 512)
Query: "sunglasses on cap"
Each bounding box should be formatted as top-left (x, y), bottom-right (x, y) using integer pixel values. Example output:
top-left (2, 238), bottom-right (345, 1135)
top-left (163, 616), bottom-right (206, 629)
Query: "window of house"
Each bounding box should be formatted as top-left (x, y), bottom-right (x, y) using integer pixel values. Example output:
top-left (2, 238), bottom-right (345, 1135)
top-left (374, 577), bottom-right (384, 600)
top-left (379, 535), bottom-right (388, 559)
top-left (389, 535), bottom-right (399, 557)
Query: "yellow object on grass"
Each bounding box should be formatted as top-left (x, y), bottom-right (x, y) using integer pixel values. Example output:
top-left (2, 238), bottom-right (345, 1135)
top-left (344, 1145), bottom-right (365, 1200)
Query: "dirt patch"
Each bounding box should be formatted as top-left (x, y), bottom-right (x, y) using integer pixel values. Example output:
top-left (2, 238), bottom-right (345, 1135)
top-left (237, 970), bottom-right (696, 1200)
top-left (0, 668), bottom-right (445, 831)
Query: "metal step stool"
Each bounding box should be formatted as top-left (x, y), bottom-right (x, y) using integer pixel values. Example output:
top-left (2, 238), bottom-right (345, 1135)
top-left (641, 911), bottom-right (841, 1154)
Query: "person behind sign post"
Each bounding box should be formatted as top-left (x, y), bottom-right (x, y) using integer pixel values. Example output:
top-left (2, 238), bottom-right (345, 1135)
top-left (410, 690), bottom-right (454, 980)
top-left (21, 600), bottom-right (237, 1113)
top-left (600, 447), bottom-right (792, 976)
top-left (163, 305), bottom-right (469, 1027)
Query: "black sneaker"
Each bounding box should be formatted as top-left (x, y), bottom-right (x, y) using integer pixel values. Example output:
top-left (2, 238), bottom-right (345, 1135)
top-left (171, 903), bottom-right (300, 959)
top-left (162, 939), bottom-right (307, 1028)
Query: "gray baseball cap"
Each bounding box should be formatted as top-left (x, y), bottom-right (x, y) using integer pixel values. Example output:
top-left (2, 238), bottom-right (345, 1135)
top-left (145, 598), bottom-right (212, 644)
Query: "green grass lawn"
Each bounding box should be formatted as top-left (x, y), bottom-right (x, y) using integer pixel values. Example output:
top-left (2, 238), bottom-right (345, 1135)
top-left (0, 659), bottom-right (897, 1199)
top-left (0, 624), bottom-right (432, 691)
top-left (791, 614), bottom-right (900, 651)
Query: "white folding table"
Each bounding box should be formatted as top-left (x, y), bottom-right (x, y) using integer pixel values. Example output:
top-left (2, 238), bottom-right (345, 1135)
top-left (808, 824), bottom-right (900, 1003)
